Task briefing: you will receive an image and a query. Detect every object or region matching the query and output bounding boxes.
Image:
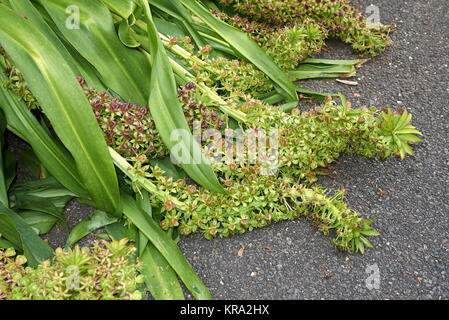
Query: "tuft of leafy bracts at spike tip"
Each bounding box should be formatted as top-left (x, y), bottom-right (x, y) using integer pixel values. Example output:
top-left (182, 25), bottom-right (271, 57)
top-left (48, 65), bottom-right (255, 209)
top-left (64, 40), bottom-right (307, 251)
top-left (0, 239), bottom-right (145, 300)
top-left (237, 98), bottom-right (422, 181)
top-left (218, 0), bottom-right (393, 56)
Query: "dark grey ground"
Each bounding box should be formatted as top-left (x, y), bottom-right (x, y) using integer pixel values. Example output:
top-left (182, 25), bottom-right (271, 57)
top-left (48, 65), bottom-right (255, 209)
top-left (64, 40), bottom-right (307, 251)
top-left (7, 0), bottom-right (449, 300)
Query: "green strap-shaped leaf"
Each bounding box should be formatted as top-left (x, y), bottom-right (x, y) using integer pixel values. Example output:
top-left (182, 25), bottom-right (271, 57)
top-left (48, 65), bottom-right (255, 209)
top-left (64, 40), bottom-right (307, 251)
top-left (66, 210), bottom-right (117, 248)
top-left (139, 0), bottom-right (225, 194)
top-left (140, 244), bottom-right (185, 300)
top-left (0, 109), bottom-right (8, 207)
top-left (8, 0), bottom-right (106, 91)
top-left (148, 0), bottom-right (208, 49)
top-left (0, 74), bottom-right (87, 197)
top-left (136, 191), bottom-right (184, 300)
top-left (121, 192), bottom-right (212, 300)
top-left (118, 19), bottom-right (141, 48)
top-left (40, 0), bottom-right (151, 105)
top-left (0, 4), bottom-right (120, 214)
top-left (12, 195), bottom-right (69, 233)
top-left (17, 210), bottom-right (58, 235)
top-left (100, 0), bottom-right (135, 19)
top-left (288, 64), bottom-right (356, 81)
top-left (136, 192), bottom-right (184, 300)
top-left (0, 203), bottom-right (54, 267)
top-left (178, 0), bottom-right (298, 101)
top-left (8, 0), bottom-right (80, 75)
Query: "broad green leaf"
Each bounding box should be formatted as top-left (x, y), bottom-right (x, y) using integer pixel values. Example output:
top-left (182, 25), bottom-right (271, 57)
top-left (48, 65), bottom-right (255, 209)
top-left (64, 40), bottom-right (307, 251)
top-left (0, 76), bottom-right (87, 196)
top-left (148, 0), bottom-right (208, 49)
top-left (10, 0), bottom-right (107, 91)
top-left (18, 148), bottom-right (47, 180)
top-left (40, 0), bottom-right (151, 105)
top-left (105, 220), bottom-right (127, 241)
top-left (8, 0), bottom-right (80, 75)
top-left (10, 177), bottom-right (76, 205)
top-left (0, 109), bottom-right (8, 206)
top-left (302, 58), bottom-right (367, 66)
top-left (288, 63), bottom-right (356, 81)
top-left (0, 236), bottom-right (15, 249)
top-left (136, 190), bottom-right (184, 300)
top-left (140, 244), bottom-right (185, 300)
top-left (3, 150), bottom-right (16, 190)
top-left (17, 210), bottom-right (58, 235)
top-left (118, 19), bottom-right (141, 48)
top-left (395, 128), bottom-right (422, 135)
top-left (280, 101), bottom-right (299, 113)
top-left (100, 0), bottom-right (135, 19)
top-left (295, 84), bottom-right (334, 100)
top-left (66, 210), bottom-right (117, 247)
top-left (138, 0), bottom-right (225, 194)
top-left (178, 0), bottom-right (298, 101)
top-left (121, 192), bottom-right (212, 300)
top-left (0, 211), bottom-right (21, 250)
top-left (0, 202), bottom-right (53, 267)
top-left (11, 194), bottom-right (68, 232)
top-left (397, 133), bottom-right (422, 143)
top-left (9, 177), bottom-right (75, 234)
top-left (0, 5), bottom-right (120, 213)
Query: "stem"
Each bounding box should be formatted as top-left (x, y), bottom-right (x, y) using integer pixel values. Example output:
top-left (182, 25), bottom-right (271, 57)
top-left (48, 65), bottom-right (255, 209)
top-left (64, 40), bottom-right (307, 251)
top-left (133, 27), bottom-right (248, 123)
top-left (168, 57), bottom-right (248, 123)
top-left (109, 148), bottom-right (186, 210)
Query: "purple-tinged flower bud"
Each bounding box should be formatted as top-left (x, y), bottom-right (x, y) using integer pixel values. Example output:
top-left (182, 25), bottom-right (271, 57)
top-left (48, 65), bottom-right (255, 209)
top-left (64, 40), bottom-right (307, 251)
top-left (93, 101), bottom-right (104, 111)
top-left (77, 77), bottom-right (86, 86)
top-left (107, 120), bottom-right (117, 128)
top-left (126, 116), bottom-right (134, 124)
top-left (105, 130), bottom-right (114, 138)
top-left (110, 101), bottom-right (120, 112)
top-left (185, 82), bottom-right (196, 90)
top-left (135, 124), bottom-right (144, 133)
top-left (121, 102), bottom-right (132, 113)
top-left (122, 131), bottom-right (132, 140)
top-left (188, 102), bottom-right (197, 110)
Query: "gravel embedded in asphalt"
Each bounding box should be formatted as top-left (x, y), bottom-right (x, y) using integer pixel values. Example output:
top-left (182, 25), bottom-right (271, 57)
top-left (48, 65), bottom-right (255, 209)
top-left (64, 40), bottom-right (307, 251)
top-left (7, 0), bottom-right (448, 300)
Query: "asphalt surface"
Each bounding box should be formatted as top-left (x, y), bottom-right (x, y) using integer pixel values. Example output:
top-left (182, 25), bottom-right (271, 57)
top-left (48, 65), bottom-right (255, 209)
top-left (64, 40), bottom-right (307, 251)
top-left (7, 0), bottom-right (449, 300)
